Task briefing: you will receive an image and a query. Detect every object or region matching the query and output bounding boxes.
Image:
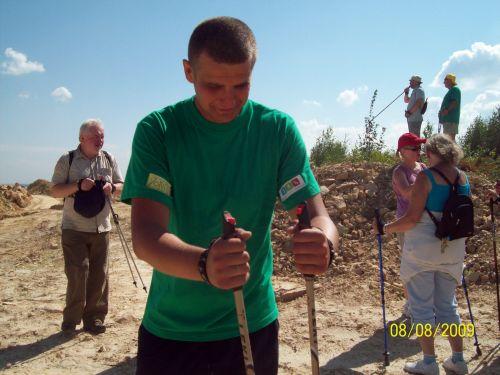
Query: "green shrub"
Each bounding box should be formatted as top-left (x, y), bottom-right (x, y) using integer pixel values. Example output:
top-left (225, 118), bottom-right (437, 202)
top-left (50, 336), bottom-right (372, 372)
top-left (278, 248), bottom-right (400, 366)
top-left (310, 127), bottom-right (348, 166)
top-left (460, 106), bottom-right (499, 159)
top-left (422, 121), bottom-right (435, 139)
top-left (353, 90), bottom-right (387, 161)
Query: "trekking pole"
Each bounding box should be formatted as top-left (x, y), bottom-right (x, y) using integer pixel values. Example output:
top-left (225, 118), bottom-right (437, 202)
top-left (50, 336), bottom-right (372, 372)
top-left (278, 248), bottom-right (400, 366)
top-left (374, 209), bottom-right (390, 366)
top-left (107, 196), bottom-right (148, 293)
top-left (461, 269), bottom-right (482, 356)
top-left (489, 197), bottom-right (499, 331)
top-left (296, 203), bottom-right (320, 375)
top-left (370, 91), bottom-right (405, 122)
top-left (222, 211), bottom-right (255, 375)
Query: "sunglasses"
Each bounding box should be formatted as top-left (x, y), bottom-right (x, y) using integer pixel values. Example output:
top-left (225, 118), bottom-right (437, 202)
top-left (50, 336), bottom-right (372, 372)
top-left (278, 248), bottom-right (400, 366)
top-left (403, 146), bottom-right (421, 152)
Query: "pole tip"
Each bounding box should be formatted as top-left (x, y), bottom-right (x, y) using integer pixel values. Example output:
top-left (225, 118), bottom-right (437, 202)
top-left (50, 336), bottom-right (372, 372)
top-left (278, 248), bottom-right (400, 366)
top-left (384, 353), bottom-right (390, 366)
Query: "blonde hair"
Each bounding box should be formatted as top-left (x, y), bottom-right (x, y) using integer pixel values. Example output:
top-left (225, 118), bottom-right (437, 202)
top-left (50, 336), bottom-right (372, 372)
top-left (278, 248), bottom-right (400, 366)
top-left (425, 133), bottom-right (463, 165)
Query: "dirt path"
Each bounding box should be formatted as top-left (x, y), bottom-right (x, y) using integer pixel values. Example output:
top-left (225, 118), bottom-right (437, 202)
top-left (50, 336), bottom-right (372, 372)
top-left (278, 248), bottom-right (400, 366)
top-left (0, 203), bottom-right (498, 374)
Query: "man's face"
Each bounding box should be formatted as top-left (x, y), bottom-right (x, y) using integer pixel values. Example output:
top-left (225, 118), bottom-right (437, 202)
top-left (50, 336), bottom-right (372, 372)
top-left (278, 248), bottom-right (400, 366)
top-left (183, 52), bottom-right (253, 124)
top-left (444, 78), bottom-right (452, 89)
top-left (409, 79), bottom-right (419, 89)
top-left (80, 125), bottom-right (104, 156)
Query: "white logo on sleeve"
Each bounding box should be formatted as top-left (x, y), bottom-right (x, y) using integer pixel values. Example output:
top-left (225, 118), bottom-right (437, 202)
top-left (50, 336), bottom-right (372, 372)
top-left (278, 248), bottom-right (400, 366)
top-left (279, 175), bottom-right (306, 201)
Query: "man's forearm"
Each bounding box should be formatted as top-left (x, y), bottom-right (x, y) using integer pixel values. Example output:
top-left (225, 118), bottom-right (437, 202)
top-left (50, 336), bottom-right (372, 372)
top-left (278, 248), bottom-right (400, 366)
top-left (132, 224), bottom-right (204, 282)
top-left (51, 182), bottom-right (78, 198)
top-left (310, 215), bottom-right (339, 251)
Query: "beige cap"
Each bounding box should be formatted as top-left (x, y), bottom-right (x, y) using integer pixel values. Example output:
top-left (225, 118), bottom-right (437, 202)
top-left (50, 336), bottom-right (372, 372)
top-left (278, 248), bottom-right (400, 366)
top-left (410, 75), bottom-right (422, 83)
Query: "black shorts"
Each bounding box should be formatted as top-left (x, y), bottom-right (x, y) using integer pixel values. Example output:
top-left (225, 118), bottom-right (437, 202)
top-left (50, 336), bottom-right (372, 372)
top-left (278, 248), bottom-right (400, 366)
top-left (136, 320), bottom-right (279, 375)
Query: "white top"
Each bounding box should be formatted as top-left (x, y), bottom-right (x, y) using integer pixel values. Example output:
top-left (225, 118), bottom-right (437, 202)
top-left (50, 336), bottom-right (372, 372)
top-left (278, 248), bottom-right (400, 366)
top-left (400, 211), bottom-right (465, 284)
top-left (407, 87), bottom-right (425, 122)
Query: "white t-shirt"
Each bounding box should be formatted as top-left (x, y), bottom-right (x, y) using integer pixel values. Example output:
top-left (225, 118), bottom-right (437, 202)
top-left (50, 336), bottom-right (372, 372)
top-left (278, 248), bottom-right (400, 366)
top-left (407, 87), bottom-right (425, 122)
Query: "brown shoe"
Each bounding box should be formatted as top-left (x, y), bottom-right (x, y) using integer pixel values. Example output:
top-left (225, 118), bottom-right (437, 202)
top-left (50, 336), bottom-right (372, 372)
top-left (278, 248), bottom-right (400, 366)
top-left (83, 319), bottom-right (106, 334)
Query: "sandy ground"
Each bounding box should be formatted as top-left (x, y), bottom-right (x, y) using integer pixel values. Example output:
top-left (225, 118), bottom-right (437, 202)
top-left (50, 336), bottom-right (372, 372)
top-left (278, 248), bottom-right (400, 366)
top-left (0, 196), bottom-right (498, 374)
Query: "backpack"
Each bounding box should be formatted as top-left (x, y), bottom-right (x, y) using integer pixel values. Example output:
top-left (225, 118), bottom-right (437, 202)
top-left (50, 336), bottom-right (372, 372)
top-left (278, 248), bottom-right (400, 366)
top-left (425, 167), bottom-right (474, 241)
top-left (421, 98), bottom-right (428, 114)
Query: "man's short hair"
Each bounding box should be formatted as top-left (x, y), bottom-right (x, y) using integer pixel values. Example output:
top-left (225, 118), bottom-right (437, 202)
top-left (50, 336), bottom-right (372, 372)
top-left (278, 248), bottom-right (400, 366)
top-left (188, 17), bottom-right (257, 66)
top-left (79, 119), bottom-right (103, 138)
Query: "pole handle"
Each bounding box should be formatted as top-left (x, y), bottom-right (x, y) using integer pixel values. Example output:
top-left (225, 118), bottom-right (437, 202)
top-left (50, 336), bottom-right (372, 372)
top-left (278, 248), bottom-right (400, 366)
top-left (374, 209), bottom-right (384, 235)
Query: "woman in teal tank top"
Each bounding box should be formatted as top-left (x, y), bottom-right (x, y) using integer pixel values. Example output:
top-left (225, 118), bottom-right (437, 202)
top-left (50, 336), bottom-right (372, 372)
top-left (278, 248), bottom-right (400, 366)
top-left (374, 134), bottom-right (470, 375)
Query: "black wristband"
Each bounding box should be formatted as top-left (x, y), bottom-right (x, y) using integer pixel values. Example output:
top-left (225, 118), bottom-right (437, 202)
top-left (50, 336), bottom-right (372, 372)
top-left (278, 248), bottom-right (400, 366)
top-left (77, 178), bottom-right (84, 191)
top-left (111, 183), bottom-right (116, 194)
top-left (311, 226), bottom-right (335, 267)
top-left (198, 238), bottom-right (217, 286)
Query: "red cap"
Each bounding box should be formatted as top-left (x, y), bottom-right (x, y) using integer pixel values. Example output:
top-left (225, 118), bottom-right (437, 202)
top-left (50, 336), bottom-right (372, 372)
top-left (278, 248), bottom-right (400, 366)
top-left (397, 132), bottom-right (427, 151)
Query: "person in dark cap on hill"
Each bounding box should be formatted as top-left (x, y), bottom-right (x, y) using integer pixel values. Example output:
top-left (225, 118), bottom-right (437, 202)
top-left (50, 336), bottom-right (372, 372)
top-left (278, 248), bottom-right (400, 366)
top-left (51, 119), bottom-right (123, 334)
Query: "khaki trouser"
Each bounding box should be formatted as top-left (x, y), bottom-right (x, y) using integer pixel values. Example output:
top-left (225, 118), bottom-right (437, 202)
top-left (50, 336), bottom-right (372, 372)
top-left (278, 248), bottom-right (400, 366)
top-left (407, 120), bottom-right (423, 136)
top-left (61, 229), bottom-right (109, 325)
top-left (442, 122), bottom-right (459, 137)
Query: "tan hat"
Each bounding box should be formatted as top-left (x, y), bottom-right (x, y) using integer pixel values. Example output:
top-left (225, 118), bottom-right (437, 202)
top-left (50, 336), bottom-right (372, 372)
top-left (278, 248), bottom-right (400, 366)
top-left (410, 75), bottom-right (422, 83)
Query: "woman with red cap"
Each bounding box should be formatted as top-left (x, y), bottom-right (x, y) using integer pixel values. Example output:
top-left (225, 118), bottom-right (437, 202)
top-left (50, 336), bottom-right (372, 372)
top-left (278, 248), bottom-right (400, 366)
top-left (392, 133), bottom-right (427, 319)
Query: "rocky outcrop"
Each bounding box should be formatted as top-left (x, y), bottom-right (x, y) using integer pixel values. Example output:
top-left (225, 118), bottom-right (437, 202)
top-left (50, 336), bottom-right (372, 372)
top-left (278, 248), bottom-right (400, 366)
top-left (0, 184), bottom-right (32, 219)
top-left (271, 162), bottom-right (498, 287)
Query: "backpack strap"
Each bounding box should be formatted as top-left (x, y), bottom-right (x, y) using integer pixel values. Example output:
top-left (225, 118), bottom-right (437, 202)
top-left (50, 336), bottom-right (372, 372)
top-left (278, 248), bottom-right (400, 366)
top-left (425, 167), bottom-right (461, 228)
top-left (430, 167), bottom-right (453, 186)
top-left (102, 150), bottom-right (113, 167)
top-left (425, 207), bottom-right (440, 227)
top-left (66, 150), bottom-right (75, 184)
top-left (102, 151), bottom-right (114, 182)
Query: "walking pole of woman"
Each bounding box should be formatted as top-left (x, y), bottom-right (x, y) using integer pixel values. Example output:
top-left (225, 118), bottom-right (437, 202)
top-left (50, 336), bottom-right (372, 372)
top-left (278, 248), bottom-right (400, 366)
top-left (490, 197), bottom-right (500, 331)
top-left (375, 209), bottom-right (390, 366)
top-left (461, 269), bottom-right (482, 356)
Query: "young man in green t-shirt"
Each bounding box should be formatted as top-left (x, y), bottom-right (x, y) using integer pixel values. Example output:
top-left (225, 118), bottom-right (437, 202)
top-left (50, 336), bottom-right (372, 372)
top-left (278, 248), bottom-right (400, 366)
top-left (122, 17), bottom-right (339, 374)
top-left (439, 73), bottom-right (461, 141)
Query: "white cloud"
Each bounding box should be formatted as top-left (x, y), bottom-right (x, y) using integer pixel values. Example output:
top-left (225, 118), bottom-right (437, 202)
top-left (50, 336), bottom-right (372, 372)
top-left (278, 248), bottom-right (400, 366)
top-left (1, 48), bottom-right (45, 75)
top-left (298, 119), bottom-right (330, 151)
top-left (461, 90), bottom-right (500, 127)
top-left (51, 87), bottom-right (73, 102)
top-left (18, 92), bottom-right (30, 99)
top-left (298, 119), bottom-right (366, 151)
top-left (383, 122), bottom-right (409, 150)
top-left (337, 90), bottom-right (359, 107)
top-left (337, 85), bottom-right (369, 107)
top-left (431, 42), bottom-right (500, 91)
top-left (302, 99), bottom-right (322, 107)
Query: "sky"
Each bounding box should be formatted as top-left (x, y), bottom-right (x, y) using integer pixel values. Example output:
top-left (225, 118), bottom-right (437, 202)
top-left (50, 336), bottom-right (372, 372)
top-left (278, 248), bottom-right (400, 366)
top-left (1, 0), bottom-right (499, 184)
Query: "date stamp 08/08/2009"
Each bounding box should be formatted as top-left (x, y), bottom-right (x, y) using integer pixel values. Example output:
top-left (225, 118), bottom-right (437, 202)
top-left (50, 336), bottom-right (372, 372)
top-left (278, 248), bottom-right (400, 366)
top-left (389, 323), bottom-right (475, 338)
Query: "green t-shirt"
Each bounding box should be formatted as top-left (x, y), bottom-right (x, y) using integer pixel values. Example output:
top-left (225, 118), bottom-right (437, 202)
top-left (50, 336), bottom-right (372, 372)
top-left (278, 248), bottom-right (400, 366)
top-left (440, 86), bottom-right (461, 124)
top-left (121, 97), bottom-right (320, 341)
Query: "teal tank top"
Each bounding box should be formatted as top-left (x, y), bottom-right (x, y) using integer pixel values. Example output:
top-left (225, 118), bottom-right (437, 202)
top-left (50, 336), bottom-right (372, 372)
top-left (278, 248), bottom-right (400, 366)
top-left (423, 169), bottom-right (470, 212)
